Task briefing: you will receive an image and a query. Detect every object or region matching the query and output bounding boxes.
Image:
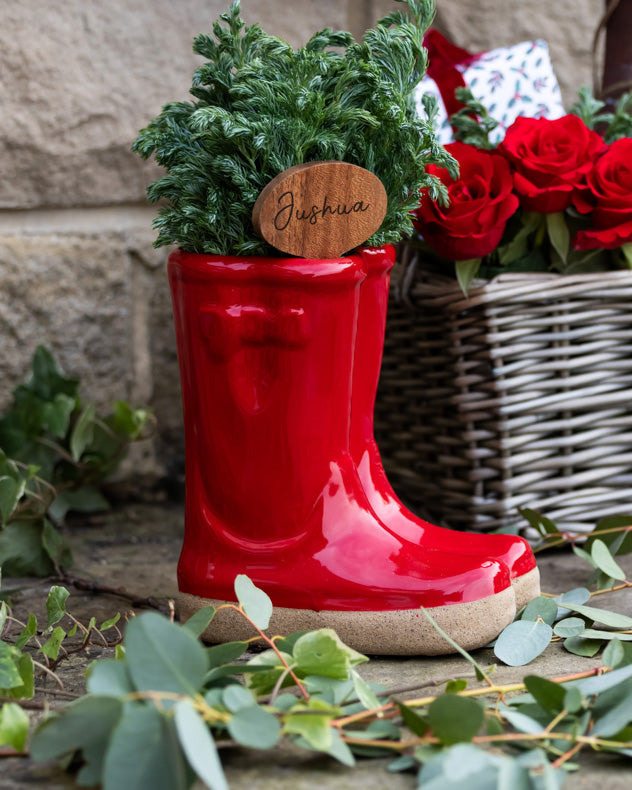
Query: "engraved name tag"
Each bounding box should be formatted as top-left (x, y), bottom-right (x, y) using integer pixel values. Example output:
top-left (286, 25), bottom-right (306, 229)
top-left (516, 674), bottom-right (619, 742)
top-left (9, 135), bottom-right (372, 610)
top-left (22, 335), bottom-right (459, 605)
top-left (252, 161), bottom-right (388, 259)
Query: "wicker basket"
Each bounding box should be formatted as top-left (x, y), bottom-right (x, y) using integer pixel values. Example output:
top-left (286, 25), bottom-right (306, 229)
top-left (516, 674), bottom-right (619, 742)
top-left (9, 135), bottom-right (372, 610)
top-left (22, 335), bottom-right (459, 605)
top-left (374, 255), bottom-right (632, 534)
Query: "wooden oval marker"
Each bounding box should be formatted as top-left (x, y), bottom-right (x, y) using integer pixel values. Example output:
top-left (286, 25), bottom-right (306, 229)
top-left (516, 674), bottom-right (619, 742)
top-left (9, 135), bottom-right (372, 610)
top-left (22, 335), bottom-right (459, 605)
top-left (252, 161), bottom-right (388, 259)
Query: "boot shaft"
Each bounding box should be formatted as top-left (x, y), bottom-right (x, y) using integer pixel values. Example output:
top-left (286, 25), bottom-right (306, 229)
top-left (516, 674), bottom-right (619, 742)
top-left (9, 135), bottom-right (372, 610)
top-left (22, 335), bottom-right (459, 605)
top-left (168, 250), bottom-right (366, 541)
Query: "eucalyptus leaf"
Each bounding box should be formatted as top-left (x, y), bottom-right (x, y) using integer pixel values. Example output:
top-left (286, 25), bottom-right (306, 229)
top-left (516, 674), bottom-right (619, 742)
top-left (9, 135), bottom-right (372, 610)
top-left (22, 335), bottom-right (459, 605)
top-left (87, 659), bottom-right (134, 697)
top-left (124, 612), bottom-right (209, 699)
top-left (234, 574), bottom-right (272, 630)
top-left (521, 596), bottom-right (558, 626)
top-left (397, 701), bottom-right (428, 736)
top-left (554, 588), bottom-right (591, 619)
top-left (553, 617), bottom-right (586, 638)
top-left (182, 605), bottom-right (216, 637)
top-left (498, 704), bottom-right (544, 735)
top-left (494, 619), bottom-right (553, 666)
top-left (427, 695), bottom-right (484, 745)
top-left (206, 640), bottom-right (248, 668)
top-left (586, 515), bottom-right (632, 556)
top-left (580, 629), bottom-right (632, 641)
top-left (590, 539), bottom-right (627, 581)
top-left (560, 603), bottom-right (632, 629)
top-left (591, 691), bottom-right (632, 737)
top-left (523, 676), bottom-right (566, 714)
top-left (174, 699), bottom-right (228, 790)
top-left (564, 636), bottom-right (603, 657)
top-left (222, 684), bottom-right (256, 712)
top-left (227, 704), bottom-right (281, 749)
top-left (103, 704), bottom-right (187, 790)
top-left (327, 727), bottom-right (356, 767)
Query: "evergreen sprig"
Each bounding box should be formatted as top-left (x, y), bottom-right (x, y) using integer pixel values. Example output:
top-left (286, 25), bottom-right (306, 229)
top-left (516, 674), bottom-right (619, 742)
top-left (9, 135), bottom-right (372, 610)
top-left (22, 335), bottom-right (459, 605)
top-left (133, 0), bottom-right (454, 255)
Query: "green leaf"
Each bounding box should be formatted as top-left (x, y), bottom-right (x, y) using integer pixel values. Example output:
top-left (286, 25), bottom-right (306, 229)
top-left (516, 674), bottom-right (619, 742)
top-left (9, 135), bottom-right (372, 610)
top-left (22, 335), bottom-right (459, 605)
top-left (591, 539), bottom-right (627, 581)
top-left (563, 686), bottom-right (584, 714)
top-left (521, 596), bottom-right (558, 626)
top-left (284, 698), bottom-right (335, 751)
top-left (227, 704), bottom-right (281, 749)
top-left (560, 602), bottom-right (632, 629)
top-left (564, 636), bottom-right (603, 657)
top-left (493, 619), bottom-right (553, 666)
top-left (69, 403), bottom-right (96, 461)
top-left (498, 704), bottom-right (543, 735)
top-left (554, 588), bottom-right (591, 618)
top-left (0, 702), bottom-right (29, 752)
top-left (100, 613), bottom-right (121, 631)
top-left (243, 649), bottom-right (294, 696)
top-left (586, 515), bottom-right (632, 556)
top-left (0, 643), bottom-right (24, 689)
top-left (446, 678), bottom-right (468, 694)
top-left (174, 699), bottom-right (228, 790)
top-left (234, 574), bottom-right (272, 630)
top-left (397, 701), bottom-right (428, 736)
top-left (182, 605), bottom-right (216, 637)
top-left (603, 638), bottom-right (626, 669)
top-left (580, 628), bottom-right (632, 641)
top-left (546, 212), bottom-right (570, 263)
top-left (124, 612), bottom-right (209, 699)
top-left (41, 393), bottom-right (76, 438)
top-left (206, 640), bottom-right (248, 668)
top-left (41, 519), bottom-right (72, 572)
top-left (1, 653), bottom-right (34, 700)
top-left (419, 607), bottom-right (490, 681)
top-left (455, 258), bottom-right (481, 295)
top-left (87, 659), bottom-right (134, 697)
top-left (15, 613), bottom-right (37, 650)
top-left (31, 695), bottom-right (122, 764)
top-left (49, 487), bottom-right (110, 524)
top-left (292, 629), bottom-right (366, 680)
top-left (621, 242), bottom-right (632, 268)
top-left (46, 585), bottom-right (69, 628)
top-left (222, 684), bottom-right (256, 712)
top-left (0, 601), bottom-right (6, 635)
top-left (0, 477), bottom-right (20, 526)
top-left (553, 617), bottom-right (586, 638)
top-left (351, 669), bottom-right (380, 710)
top-left (327, 727), bottom-right (355, 767)
top-left (40, 626), bottom-right (66, 660)
top-left (591, 690), bottom-right (632, 737)
top-left (0, 521), bottom-right (55, 577)
top-left (304, 676), bottom-right (355, 705)
top-left (518, 508), bottom-right (560, 536)
top-left (103, 704), bottom-right (187, 790)
top-left (523, 676), bottom-right (566, 714)
top-left (427, 695), bottom-right (484, 745)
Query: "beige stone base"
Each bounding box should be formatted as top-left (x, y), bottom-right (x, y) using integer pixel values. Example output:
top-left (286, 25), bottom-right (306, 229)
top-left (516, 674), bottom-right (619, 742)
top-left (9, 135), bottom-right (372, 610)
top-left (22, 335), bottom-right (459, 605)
top-left (178, 585), bottom-right (516, 656)
top-left (512, 566), bottom-right (541, 612)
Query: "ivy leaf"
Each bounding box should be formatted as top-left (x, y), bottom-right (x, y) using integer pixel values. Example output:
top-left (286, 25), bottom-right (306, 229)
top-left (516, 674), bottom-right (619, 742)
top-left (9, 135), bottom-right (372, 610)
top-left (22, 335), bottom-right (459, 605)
top-left (0, 477), bottom-right (21, 526)
top-left (40, 627), bottom-right (66, 660)
top-left (0, 702), bottom-right (29, 752)
top-left (1, 653), bottom-right (34, 700)
top-left (292, 629), bottom-right (366, 680)
top-left (243, 649), bottom-right (294, 696)
top-left (41, 393), bottom-right (76, 439)
top-left (590, 539), bottom-right (627, 581)
top-left (100, 613), bottom-right (121, 632)
top-left (45, 585), bottom-right (70, 628)
top-left (174, 699), bottom-right (228, 790)
top-left (284, 698), bottom-right (336, 751)
top-left (234, 574), bottom-right (272, 630)
top-left (15, 613), bottom-right (37, 651)
top-left (427, 695), bottom-right (484, 745)
top-left (124, 612), bottom-right (209, 699)
top-left (0, 643), bottom-right (24, 689)
top-left (493, 619), bottom-right (552, 666)
top-left (70, 403), bottom-right (96, 461)
top-left (227, 704), bottom-right (281, 749)
top-left (103, 704), bottom-right (187, 790)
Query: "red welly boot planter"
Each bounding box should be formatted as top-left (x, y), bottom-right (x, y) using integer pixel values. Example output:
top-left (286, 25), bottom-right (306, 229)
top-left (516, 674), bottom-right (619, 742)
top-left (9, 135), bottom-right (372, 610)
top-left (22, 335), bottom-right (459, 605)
top-left (168, 248), bottom-right (517, 655)
top-left (351, 248), bottom-right (540, 610)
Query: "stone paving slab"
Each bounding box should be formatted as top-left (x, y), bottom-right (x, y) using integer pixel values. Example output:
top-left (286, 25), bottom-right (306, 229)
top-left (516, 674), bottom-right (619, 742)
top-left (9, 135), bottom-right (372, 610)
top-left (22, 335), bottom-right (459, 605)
top-left (3, 503), bottom-right (632, 788)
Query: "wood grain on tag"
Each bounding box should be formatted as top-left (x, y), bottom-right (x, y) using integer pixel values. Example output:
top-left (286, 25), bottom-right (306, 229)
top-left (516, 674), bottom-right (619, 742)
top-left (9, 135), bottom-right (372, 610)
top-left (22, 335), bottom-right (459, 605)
top-left (252, 161), bottom-right (388, 259)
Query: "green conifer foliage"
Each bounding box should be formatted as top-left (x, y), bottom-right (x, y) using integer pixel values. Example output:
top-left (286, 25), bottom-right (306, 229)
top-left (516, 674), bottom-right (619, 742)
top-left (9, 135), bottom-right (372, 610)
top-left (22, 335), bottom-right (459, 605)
top-left (133, 0), bottom-right (454, 255)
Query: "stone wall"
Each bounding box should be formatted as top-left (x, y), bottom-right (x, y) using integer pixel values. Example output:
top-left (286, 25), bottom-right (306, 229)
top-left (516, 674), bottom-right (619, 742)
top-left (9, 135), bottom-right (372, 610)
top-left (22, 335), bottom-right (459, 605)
top-left (0, 0), bottom-right (605, 486)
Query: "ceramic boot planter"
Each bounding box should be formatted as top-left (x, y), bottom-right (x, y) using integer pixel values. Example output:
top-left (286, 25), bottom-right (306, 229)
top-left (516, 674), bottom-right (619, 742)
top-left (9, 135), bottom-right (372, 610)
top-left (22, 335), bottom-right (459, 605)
top-left (351, 247), bottom-right (540, 610)
top-left (168, 247), bottom-right (517, 655)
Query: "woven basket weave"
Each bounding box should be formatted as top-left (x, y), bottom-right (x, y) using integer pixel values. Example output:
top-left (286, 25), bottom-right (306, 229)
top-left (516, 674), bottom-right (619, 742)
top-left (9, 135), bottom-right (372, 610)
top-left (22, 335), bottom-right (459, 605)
top-left (374, 255), bottom-right (632, 534)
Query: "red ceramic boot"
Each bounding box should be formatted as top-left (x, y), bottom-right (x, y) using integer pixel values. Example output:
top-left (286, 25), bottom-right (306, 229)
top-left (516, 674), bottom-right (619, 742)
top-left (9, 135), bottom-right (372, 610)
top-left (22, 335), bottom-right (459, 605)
top-left (168, 248), bottom-right (516, 655)
top-left (351, 247), bottom-right (540, 610)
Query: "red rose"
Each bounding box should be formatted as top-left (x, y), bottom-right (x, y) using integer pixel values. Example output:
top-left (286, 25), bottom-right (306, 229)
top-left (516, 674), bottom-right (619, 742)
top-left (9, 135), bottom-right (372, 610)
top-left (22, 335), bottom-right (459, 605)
top-left (573, 137), bottom-right (632, 250)
top-left (498, 115), bottom-right (605, 213)
top-left (413, 142), bottom-right (518, 261)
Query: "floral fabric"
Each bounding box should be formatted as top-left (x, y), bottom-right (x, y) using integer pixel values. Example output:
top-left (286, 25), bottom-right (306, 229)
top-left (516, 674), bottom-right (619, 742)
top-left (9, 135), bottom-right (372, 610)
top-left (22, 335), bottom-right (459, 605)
top-left (416, 39), bottom-right (565, 144)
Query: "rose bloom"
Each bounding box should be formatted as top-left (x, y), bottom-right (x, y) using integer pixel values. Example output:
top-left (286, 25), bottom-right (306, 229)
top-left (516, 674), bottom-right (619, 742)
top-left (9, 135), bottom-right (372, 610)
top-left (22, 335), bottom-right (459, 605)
top-left (573, 137), bottom-right (632, 250)
top-left (498, 115), bottom-right (605, 213)
top-left (413, 142), bottom-right (518, 261)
